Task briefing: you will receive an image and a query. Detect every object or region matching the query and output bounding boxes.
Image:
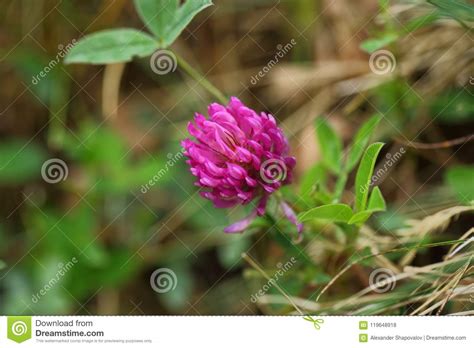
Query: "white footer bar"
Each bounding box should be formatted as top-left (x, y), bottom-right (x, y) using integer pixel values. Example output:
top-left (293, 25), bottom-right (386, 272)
top-left (1, 316), bottom-right (473, 347)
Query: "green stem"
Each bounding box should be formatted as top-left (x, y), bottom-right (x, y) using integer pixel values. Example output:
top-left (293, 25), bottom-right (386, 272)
top-left (332, 165), bottom-right (358, 245)
top-left (241, 252), bottom-right (305, 315)
top-left (175, 53), bottom-right (228, 105)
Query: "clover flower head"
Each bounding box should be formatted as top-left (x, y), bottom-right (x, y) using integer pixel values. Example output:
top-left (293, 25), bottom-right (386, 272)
top-left (182, 97), bottom-right (301, 234)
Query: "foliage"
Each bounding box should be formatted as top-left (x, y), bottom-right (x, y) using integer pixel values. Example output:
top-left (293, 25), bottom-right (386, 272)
top-left (65, 0), bottom-right (212, 64)
top-left (298, 117), bottom-right (385, 228)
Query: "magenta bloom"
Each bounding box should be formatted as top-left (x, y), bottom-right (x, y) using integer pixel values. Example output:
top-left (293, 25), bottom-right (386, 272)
top-left (182, 97), bottom-right (300, 234)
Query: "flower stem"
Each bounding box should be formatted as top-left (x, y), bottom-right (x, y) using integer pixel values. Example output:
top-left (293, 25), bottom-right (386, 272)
top-left (175, 53), bottom-right (228, 105)
top-left (241, 252), bottom-right (304, 315)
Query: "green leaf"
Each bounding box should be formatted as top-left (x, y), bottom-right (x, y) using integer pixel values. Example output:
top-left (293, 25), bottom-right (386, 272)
top-left (348, 211), bottom-right (373, 225)
top-left (298, 204), bottom-right (353, 223)
top-left (428, 0), bottom-right (474, 22)
top-left (346, 115), bottom-right (381, 171)
top-left (348, 187), bottom-right (386, 225)
top-left (354, 142), bottom-right (384, 212)
top-left (315, 191), bottom-right (333, 205)
top-left (134, 0), bottom-right (213, 47)
top-left (445, 165), bottom-right (474, 204)
top-left (0, 140), bottom-right (46, 184)
top-left (64, 29), bottom-right (159, 64)
top-left (315, 118), bottom-right (343, 174)
top-left (368, 186), bottom-right (386, 211)
top-left (404, 12), bottom-right (440, 33)
top-left (360, 33), bottom-right (398, 54)
top-left (0, 260), bottom-right (6, 270)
